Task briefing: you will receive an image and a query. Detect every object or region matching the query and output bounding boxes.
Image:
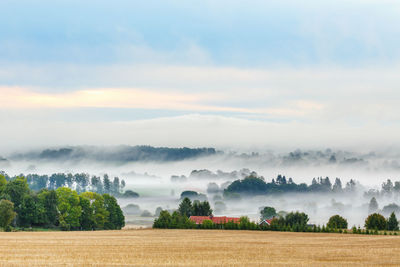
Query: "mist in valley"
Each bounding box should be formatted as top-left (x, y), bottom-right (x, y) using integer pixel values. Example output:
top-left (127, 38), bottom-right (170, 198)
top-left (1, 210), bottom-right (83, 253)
top-left (1, 145), bottom-right (400, 227)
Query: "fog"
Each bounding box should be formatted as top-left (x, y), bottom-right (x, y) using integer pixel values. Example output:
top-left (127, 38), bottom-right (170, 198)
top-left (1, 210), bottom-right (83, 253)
top-left (1, 146), bottom-right (400, 227)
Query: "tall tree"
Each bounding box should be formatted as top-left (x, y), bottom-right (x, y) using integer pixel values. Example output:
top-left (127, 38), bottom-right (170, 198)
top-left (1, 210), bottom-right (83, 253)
top-left (4, 176), bottom-right (30, 216)
top-left (387, 212), bottom-right (399, 231)
top-left (18, 194), bottom-right (38, 227)
top-left (103, 174), bottom-right (111, 194)
top-left (103, 194), bottom-right (125, 230)
top-left (193, 201), bottom-right (213, 216)
top-left (369, 197), bottom-right (379, 214)
top-left (332, 178), bottom-right (343, 193)
top-left (37, 189), bottom-right (58, 226)
top-left (178, 197), bottom-right (193, 217)
top-left (56, 187), bottom-right (82, 230)
top-left (80, 192), bottom-right (109, 229)
top-left (112, 177), bottom-right (120, 195)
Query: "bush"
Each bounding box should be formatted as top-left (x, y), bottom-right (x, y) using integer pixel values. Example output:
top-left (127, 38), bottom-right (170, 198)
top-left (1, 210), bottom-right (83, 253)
top-left (327, 215), bottom-right (348, 229)
top-left (351, 226), bottom-right (357, 234)
top-left (201, 219), bottom-right (214, 229)
top-left (365, 213), bottom-right (387, 230)
top-left (153, 210), bottom-right (172, 228)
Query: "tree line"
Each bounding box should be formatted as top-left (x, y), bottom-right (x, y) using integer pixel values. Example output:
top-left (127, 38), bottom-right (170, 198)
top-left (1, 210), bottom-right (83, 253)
top-left (0, 171), bottom-right (139, 198)
top-left (153, 198), bottom-right (399, 235)
top-left (224, 174), bottom-right (357, 197)
top-left (364, 179), bottom-right (400, 198)
top-left (15, 146), bottom-right (217, 162)
top-left (0, 174), bottom-right (125, 231)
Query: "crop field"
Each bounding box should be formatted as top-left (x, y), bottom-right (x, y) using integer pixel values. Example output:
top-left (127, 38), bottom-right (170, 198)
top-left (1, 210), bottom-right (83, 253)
top-left (0, 229), bottom-right (399, 266)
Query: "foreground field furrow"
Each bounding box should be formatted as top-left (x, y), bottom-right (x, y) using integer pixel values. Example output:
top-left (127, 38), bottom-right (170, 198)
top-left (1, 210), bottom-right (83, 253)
top-left (0, 230), bottom-right (400, 266)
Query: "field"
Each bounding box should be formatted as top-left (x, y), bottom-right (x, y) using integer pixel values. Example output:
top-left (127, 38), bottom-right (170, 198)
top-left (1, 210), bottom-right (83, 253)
top-left (0, 229), bottom-right (399, 266)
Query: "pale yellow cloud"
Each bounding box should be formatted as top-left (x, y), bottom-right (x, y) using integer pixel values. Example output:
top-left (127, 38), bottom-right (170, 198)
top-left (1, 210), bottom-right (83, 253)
top-left (0, 87), bottom-right (324, 118)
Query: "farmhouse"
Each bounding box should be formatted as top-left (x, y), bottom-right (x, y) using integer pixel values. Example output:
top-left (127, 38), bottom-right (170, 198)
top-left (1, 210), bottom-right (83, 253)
top-left (190, 216), bottom-right (240, 224)
top-left (259, 219), bottom-right (274, 226)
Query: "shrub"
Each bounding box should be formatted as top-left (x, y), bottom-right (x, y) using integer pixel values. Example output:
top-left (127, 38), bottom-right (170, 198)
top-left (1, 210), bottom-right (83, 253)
top-left (365, 213), bottom-right (386, 230)
top-left (327, 215), bottom-right (348, 229)
top-left (201, 219), bottom-right (214, 229)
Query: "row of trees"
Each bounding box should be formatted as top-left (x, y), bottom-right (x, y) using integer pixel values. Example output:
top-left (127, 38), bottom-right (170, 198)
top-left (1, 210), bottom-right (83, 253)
top-left (364, 179), bottom-right (400, 198)
top-left (224, 174), bottom-right (358, 197)
top-left (153, 198), bottom-right (400, 234)
top-left (0, 174), bottom-right (125, 231)
top-left (1, 171), bottom-right (132, 197)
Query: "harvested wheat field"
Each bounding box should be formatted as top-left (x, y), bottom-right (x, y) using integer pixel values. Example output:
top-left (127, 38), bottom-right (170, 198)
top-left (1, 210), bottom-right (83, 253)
top-left (0, 229), bottom-right (400, 266)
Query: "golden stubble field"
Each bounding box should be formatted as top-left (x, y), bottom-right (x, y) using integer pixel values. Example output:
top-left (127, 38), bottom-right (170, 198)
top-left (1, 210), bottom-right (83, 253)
top-left (0, 229), bottom-right (399, 266)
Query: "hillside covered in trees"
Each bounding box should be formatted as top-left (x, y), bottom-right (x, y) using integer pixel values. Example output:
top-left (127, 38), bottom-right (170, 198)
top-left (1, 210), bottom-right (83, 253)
top-left (11, 146), bottom-right (217, 163)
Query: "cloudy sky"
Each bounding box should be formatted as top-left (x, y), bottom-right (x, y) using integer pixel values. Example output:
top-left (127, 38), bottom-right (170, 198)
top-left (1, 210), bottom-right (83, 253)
top-left (1, 0), bottom-right (400, 151)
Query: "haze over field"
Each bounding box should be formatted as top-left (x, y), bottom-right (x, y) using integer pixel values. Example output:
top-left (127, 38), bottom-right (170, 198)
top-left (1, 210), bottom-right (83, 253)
top-left (1, 145), bottom-right (400, 227)
top-left (1, 0), bottom-right (400, 228)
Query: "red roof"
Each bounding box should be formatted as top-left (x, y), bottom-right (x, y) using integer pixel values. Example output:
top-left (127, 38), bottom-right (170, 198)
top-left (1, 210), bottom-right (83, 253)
top-left (260, 219), bottom-right (274, 225)
top-left (189, 216), bottom-right (241, 224)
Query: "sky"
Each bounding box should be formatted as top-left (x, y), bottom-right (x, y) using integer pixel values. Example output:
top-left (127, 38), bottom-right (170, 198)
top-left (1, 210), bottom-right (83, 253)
top-left (1, 0), bottom-right (400, 152)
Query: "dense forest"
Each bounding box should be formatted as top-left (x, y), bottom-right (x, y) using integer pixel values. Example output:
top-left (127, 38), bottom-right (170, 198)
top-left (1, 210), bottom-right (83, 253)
top-left (0, 174), bottom-right (125, 231)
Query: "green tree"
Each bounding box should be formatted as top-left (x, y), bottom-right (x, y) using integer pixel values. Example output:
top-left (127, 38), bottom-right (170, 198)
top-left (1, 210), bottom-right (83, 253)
top-left (178, 197), bottom-right (193, 217)
top-left (79, 195), bottom-right (93, 230)
top-left (153, 210), bottom-right (172, 228)
top-left (193, 201), bottom-right (213, 216)
top-left (387, 212), bottom-right (399, 231)
top-left (56, 187), bottom-right (82, 230)
top-left (365, 213), bottom-right (386, 230)
top-left (80, 192), bottom-right (109, 229)
top-left (4, 176), bottom-right (30, 213)
top-left (18, 194), bottom-right (38, 227)
top-left (103, 194), bottom-right (125, 230)
top-left (285, 212), bottom-right (309, 228)
top-left (260, 206), bottom-right (277, 220)
top-left (0, 199), bottom-right (16, 229)
top-left (0, 174), bottom-right (7, 193)
top-left (37, 189), bottom-right (58, 226)
top-left (239, 216), bottom-right (251, 230)
top-left (327, 215), bottom-right (348, 229)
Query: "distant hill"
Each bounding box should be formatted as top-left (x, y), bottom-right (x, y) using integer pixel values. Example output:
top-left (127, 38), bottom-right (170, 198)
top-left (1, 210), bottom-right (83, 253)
top-left (11, 145), bottom-right (218, 163)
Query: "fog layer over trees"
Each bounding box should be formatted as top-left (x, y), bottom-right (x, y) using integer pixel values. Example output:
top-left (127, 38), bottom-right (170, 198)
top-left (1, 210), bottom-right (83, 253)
top-left (2, 146), bottom-right (400, 227)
